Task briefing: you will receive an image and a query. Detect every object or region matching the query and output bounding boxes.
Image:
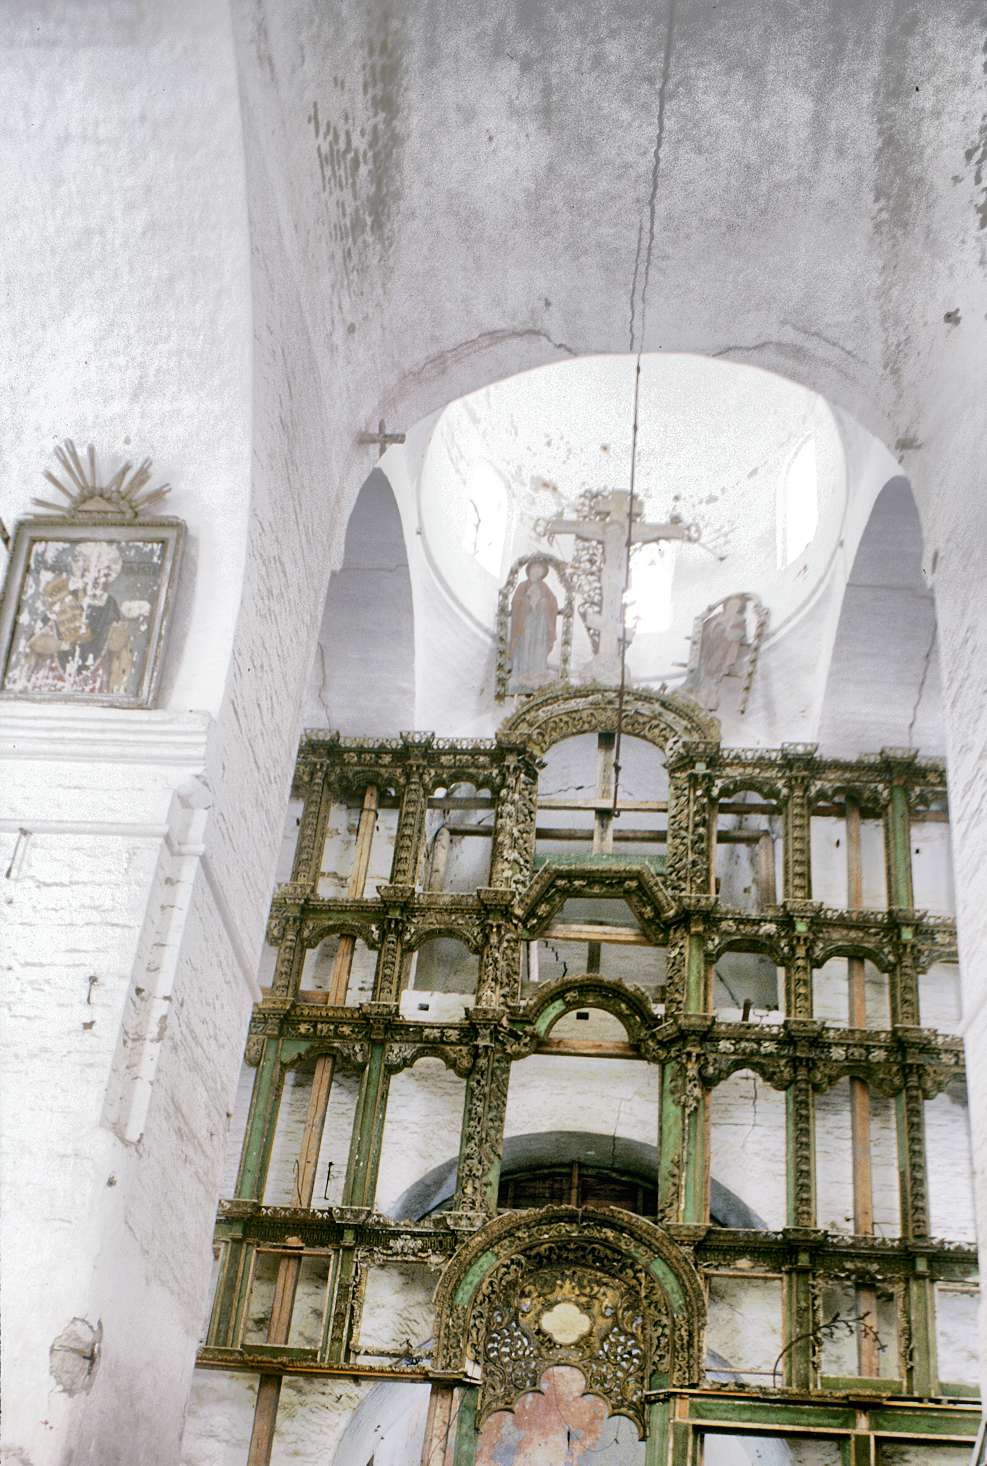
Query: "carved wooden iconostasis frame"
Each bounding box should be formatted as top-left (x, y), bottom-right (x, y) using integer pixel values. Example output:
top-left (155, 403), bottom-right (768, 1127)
top-left (199, 685), bottom-right (979, 1466)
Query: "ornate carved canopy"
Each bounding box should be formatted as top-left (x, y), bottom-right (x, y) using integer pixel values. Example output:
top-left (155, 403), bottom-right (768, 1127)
top-left (432, 1205), bottom-right (705, 1435)
top-left (496, 683), bottom-right (721, 756)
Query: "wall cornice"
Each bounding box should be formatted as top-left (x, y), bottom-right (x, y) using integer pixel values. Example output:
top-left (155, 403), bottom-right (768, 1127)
top-left (0, 703), bottom-right (213, 766)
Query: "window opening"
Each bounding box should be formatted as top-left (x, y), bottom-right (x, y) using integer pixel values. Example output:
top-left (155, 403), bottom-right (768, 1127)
top-left (715, 790), bottom-right (782, 910)
top-left (423, 783), bottom-right (496, 893)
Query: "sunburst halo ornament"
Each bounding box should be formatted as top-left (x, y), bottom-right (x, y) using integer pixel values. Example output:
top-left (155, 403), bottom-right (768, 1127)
top-left (33, 439), bottom-right (171, 519)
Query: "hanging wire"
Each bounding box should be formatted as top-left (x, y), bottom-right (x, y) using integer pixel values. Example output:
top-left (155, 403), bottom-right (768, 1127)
top-left (612, 353), bottom-right (644, 817)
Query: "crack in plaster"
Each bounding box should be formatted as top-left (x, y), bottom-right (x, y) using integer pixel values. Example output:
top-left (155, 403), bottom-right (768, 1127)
top-left (631, 0), bottom-right (677, 351)
top-left (779, 319), bottom-right (871, 371)
top-left (384, 328), bottom-right (576, 414)
top-left (628, 219), bottom-right (644, 352)
top-left (907, 620), bottom-right (938, 748)
top-left (745, 1073), bottom-right (759, 1147)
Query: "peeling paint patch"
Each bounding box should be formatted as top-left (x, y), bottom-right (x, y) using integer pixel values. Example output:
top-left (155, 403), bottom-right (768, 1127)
top-left (49, 1317), bottom-right (101, 1395)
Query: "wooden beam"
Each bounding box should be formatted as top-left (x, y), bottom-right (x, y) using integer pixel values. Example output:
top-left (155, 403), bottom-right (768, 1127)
top-left (541, 921), bottom-right (649, 946)
top-left (420, 1382), bottom-right (455, 1466)
top-left (757, 831), bottom-right (778, 907)
top-left (246, 1247), bottom-right (304, 1463)
top-left (427, 824), bottom-right (452, 890)
top-left (327, 786), bottom-right (380, 1004)
top-left (535, 1037), bottom-right (640, 1059)
top-left (594, 731), bottom-right (616, 853)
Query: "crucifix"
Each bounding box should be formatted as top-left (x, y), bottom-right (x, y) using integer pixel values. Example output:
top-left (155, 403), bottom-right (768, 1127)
top-left (356, 419), bottom-right (406, 460)
top-left (540, 489), bottom-right (700, 685)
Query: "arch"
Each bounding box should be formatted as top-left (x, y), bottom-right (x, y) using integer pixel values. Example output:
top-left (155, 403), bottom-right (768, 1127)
top-left (403, 922), bottom-right (484, 955)
top-left (708, 932), bottom-right (788, 968)
top-left (521, 861), bottom-right (678, 931)
top-left (520, 974), bottom-right (657, 1043)
top-left (817, 477), bottom-right (941, 757)
top-left (303, 468), bottom-right (415, 735)
top-left (714, 775), bottom-right (786, 805)
top-left (498, 683), bottom-right (720, 756)
top-left (812, 939), bottom-right (894, 974)
top-left (432, 1204), bottom-right (705, 1431)
top-left (390, 1132), bottom-right (768, 1230)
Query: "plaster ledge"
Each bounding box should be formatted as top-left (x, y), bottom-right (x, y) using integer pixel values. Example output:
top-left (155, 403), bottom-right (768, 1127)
top-left (0, 702), bottom-right (213, 766)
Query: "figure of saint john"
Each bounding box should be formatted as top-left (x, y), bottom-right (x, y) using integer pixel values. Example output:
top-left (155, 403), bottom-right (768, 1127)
top-left (508, 558), bottom-right (559, 692)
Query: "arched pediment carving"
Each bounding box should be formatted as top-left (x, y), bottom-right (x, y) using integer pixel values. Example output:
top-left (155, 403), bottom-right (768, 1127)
top-left (519, 974), bottom-right (657, 1044)
top-left (520, 861), bottom-right (678, 935)
top-left (433, 1205), bottom-right (704, 1434)
top-left (811, 939), bottom-right (893, 973)
top-left (496, 684), bottom-right (720, 756)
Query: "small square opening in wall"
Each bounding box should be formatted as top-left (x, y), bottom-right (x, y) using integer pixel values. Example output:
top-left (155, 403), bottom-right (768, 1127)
top-left (576, 1010), bottom-right (590, 1020)
top-left (417, 1002), bottom-right (430, 1011)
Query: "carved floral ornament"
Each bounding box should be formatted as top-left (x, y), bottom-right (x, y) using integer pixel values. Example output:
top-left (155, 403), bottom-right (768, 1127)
top-left (496, 683), bottom-right (721, 756)
top-left (432, 1207), bottom-right (704, 1435)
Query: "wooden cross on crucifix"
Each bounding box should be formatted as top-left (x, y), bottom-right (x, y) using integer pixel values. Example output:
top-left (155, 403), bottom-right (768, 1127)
top-left (357, 420), bottom-right (406, 460)
top-left (540, 489), bottom-right (700, 684)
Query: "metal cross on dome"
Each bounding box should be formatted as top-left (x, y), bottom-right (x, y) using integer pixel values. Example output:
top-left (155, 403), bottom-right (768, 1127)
top-left (537, 488), bottom-right (701, 685)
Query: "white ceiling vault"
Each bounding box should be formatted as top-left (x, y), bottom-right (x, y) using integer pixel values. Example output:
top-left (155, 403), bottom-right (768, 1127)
top-left (314, 353), bottom-right (941, 756)
top-left (414, 354), bottom-right (846, 683)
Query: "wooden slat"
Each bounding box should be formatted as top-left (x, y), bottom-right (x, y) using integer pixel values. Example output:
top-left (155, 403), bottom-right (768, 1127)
top-left (541, 921), bottom-right (650, 945)
top-left (536, 1037), bottom-right (640, 1059)
top-left (420, 1383), bottom-right (455, 1466)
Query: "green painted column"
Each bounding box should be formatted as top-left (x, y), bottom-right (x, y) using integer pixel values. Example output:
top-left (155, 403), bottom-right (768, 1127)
top-left (206, 1232), bottom-right (250, 1349)
top-left (670, 1416), bottom-right (694, 1466)
top-left (342, 1042), bottom-right (390, 1208)
top-left (659, 1054), bottom-right (707, 1226)
top-left (785, 1251), bottom-right (817, 1390)
top-left (451, 1386), bottom-right (479, 1466)
top-left (848, 1430), bottom-right (874, 1466)
top-left (234, 1037), bottom-right (284, 1201)
top-left (645, 1397), bottom-right (672, 1466)
top-left (885, 780), bottom-right (915, 910)
top-left (906, 1256), bottom-right (938, 1397)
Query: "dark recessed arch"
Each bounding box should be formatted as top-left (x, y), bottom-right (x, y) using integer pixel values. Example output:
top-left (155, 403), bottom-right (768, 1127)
top-left (818, 476), bottom-right (941, 757)
top-left (389, 1130), bottom-right (768, 1231)
top-left (304, 468), bottom-right (415, 735)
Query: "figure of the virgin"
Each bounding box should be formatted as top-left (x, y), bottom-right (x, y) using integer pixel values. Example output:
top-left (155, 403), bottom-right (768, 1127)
top-left (508, 559), bottom-right (559, 692)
